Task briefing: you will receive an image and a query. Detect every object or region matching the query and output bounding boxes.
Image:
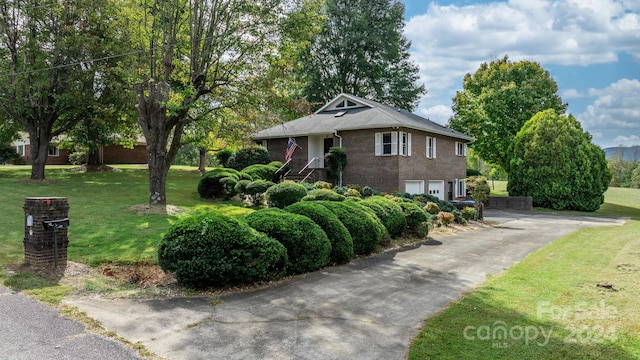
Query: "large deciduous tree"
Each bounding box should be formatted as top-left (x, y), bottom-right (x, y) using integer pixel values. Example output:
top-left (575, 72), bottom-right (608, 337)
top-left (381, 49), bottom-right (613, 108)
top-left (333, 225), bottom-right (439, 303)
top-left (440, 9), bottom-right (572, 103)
top-left (133, 0), bottom-right (298, 207)
top-left (449, 56), bottom-right (567, 173)
top-left (508, 109), bottom-right (610, 211)
top-left (300, 0), bottom-right (425, 111)
top-left (0, 0), bottom-right (120, 179)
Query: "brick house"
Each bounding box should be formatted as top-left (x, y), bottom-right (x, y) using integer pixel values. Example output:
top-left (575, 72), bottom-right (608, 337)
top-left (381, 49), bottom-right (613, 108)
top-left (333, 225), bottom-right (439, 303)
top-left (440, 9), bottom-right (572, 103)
top-left (252, 94), bottom-right (474, 200)
top-left (12, 134), bottom-right (147, 165)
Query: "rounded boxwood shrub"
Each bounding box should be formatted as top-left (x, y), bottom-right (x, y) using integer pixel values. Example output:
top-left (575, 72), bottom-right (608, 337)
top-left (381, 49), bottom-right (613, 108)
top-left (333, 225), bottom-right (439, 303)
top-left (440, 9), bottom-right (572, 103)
top-left (226, 146), bottom-right (271, 170)
top-left (301, 189), bottom-right (346, 202)
top-left (265, 181), bottom-right (308, 208)
top-left (158, 211), bottom-right (287, 288)
top-left (424, 202), bottom-right (440, 214)
top-left (241, 161), bottom-right (285, 183)
top-left (397, 201), bottom-right (429, 233)
top-left (315, 201), bottom-right (383, 256)
top-left (314, 181), bottom-right (333, 189)
top-left (285, 202), bottom-right (354, 265)
top-left (234, 179), bottom-right (251, 195)
top-left (214, 149), bottom-right (234, 167)
top-left (198, 168), bottom-right (248, 199)
top-left (361, 196), bottom-right (407, 239)
top-left (245, 208), bottom-right (331, 274)
top-left (245, 179), bottom-right (275, 196)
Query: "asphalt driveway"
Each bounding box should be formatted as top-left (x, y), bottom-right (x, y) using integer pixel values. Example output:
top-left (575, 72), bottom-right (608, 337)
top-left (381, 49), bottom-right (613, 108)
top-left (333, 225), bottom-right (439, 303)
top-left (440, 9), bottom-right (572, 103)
top-left (64, 210), bottom-right (625, 360)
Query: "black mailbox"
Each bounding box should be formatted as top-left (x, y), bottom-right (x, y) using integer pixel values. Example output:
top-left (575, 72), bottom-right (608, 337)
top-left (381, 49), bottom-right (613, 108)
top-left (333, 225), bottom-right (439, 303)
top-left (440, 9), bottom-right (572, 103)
top-left (43, 218), bottom-right (70, 229)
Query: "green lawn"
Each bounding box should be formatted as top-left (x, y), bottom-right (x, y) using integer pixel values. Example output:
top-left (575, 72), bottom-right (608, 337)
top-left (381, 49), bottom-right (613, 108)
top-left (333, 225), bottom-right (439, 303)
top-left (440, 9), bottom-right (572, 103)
top-left (0, 165), bottom-right (251, 268)
top-left (409, 186), bottom-right (640, 359)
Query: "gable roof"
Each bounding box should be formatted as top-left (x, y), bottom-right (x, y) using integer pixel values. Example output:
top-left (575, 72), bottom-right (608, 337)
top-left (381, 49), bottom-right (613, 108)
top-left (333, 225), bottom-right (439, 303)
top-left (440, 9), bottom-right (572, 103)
top-left (252, 93), bottom-right (474, 142)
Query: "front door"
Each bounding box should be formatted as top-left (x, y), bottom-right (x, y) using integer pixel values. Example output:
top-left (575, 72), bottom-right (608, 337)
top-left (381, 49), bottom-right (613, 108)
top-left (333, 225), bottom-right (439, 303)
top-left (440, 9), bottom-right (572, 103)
top-left (307, 136), bottom-right (325, 168)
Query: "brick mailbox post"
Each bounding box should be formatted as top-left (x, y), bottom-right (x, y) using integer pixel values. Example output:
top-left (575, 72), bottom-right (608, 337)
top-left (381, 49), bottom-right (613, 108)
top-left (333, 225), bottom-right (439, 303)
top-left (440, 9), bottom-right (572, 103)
top-left (23, 197), bottom-right (70, 269)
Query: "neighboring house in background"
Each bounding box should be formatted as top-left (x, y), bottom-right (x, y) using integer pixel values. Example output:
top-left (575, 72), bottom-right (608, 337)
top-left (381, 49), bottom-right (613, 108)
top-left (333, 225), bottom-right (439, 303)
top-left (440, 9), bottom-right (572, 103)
top-left (252, 93), bottom-right (474, 200)
top-left (12, 134), bottom-right (148, 165)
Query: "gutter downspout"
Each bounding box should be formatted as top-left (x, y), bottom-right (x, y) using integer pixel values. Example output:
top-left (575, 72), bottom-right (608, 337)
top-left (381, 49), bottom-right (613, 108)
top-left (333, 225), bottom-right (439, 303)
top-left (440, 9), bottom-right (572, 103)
top-left (333, 130), bottom-right (343, 187)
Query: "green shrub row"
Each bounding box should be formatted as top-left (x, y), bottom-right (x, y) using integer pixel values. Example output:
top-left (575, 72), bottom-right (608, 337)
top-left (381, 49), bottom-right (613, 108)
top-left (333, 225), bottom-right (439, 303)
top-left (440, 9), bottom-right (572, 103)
top-left (245, 208), bottom-right (331, 275)
top-left (158, 212), bottom-right (287, 288)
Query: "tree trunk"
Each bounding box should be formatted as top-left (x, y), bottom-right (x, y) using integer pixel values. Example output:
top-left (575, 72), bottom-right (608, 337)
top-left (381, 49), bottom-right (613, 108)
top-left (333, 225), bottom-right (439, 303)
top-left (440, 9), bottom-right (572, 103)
top-left (86, 146), bottom-right (102, 170)
top-left (147, 148), bottom-right (169, 207)
top-left (29, 130), bottom-right (50, 180)
top-left (198, 148), bottom-right (207, 173)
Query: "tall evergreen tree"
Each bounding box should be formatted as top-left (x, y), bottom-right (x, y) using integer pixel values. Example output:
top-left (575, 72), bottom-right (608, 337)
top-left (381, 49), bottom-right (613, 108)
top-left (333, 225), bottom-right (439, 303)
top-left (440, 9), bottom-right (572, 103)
top-left (300, 0), bottom-right (425, 110)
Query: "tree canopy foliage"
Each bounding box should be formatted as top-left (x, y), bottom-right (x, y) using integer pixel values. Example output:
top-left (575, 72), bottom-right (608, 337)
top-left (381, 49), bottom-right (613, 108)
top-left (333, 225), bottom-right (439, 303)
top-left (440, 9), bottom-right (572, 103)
top-left (300, 0), bottom-right (425, 110)
top-left (508, 109), bottom-right (610, 211)
top-left (0, 0), bottom-right (125, 179)
top-left (449, 56), bottom-right (567, 173)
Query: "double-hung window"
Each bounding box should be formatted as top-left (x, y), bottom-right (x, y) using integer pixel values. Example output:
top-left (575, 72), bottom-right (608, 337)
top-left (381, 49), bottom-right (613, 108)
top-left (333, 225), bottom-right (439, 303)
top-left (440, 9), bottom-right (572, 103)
top-left (48, 146), bottom-right (59, 157)
top-left (399, 132), bottom-right (411, 156)
top-left (455, 179), bottom-right (467, 198)
top-left (426, 136), bottom-right (436, 158)
top-left (375, 131), bottom-right (411, 156)
top-left (375, 132), bottom-right (398, 156)
top-left (16, 145), bottom-right (24, 156)
top-left (455, 142), bottom-right (467, 156)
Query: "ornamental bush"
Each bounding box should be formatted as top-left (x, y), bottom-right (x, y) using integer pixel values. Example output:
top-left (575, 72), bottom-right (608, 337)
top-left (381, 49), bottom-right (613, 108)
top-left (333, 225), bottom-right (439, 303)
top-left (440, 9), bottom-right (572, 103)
top-left (302, 189), bottom-right (346, 202)
top-left (285, 202), bottom-right (354, 264)
top-left (226, 146), bottom-right (271, 170)
top-left (197, 168), bottom-right (250, 199)
top-left (157, 211), bottom-right (287, 288)
top-left (241, 161), bottom-right (285, 183)
top-left (265, 181), bottom-right (308, 208)
top-left (508, 109), bottom-right (610, 211)
top-left (245, 179), bottom-right (275, 196)
top-left (361, 196), bottom-right (407, 238)
top-left (438, 211), bottom-right (455, 226)
top-left (397, 201), bottom-right (429, 237)
top-left (245, 208), bottom-right (331, 274)
top-left (315, 201), bottom-right (383, 255)
top-left (461, 207), bottom-right (478, 220)
top-left (314, 181), bottom-right (333, 189)
top-left (424, 202), bottom-right (440, 214)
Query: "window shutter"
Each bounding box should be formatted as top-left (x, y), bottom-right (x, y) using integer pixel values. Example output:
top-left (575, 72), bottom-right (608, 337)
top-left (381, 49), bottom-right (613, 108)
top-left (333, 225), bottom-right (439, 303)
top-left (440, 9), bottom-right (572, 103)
top-left (375, 133), bottom-right (382, 156)
top-left (391, 132), bottom-right (398, 156)
top-left (407, 133), bottom-right (412, 156)
top-left (433, 137), bottom-right (437, 158)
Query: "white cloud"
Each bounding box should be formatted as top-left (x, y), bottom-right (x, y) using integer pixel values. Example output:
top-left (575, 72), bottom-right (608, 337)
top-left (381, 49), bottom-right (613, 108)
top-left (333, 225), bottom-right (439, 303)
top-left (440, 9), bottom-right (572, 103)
top-left (561, 89), bottom-right (584, 99)
top-left (418, 104), bottom-right (453, 125)
top-left (613, 134), bottom-right (640, 145)
top-left (405, 0), bottom-right (640, 147)
top-left (576, 78), bottom-right (640, 147)
top-left (406, 1), bottom-right (638, 96)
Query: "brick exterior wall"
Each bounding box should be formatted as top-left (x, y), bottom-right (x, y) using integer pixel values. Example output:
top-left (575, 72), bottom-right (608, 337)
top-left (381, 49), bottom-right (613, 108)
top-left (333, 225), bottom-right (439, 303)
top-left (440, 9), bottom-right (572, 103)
top-left (20, 145), bottom-right (71, 165)
top-left (102, 144), bottom-right (148, 164)
top-left (263, 127), bottom-right (468, 196)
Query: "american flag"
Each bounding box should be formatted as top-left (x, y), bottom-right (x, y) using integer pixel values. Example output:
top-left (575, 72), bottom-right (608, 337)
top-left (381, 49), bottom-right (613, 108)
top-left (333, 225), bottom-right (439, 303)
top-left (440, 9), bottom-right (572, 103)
top-left (285, 138), bottom-right (298, 162)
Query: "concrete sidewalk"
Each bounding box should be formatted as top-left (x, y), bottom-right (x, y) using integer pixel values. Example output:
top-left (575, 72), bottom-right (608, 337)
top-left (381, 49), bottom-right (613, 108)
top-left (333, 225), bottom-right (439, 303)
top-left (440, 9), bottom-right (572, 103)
top-left (63, 211), bottom-right (624, 360)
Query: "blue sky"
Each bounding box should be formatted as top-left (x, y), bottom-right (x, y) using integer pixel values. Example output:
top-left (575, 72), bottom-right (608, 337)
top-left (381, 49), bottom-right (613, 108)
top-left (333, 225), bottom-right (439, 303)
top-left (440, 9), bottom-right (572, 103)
top-left (401, 0), bottom-right (640, 149)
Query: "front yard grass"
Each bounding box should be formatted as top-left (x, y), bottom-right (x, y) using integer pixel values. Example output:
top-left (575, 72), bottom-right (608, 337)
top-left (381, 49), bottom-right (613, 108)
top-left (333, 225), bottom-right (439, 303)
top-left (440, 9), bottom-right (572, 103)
top-left (409, 186), bottom-right (640, 359)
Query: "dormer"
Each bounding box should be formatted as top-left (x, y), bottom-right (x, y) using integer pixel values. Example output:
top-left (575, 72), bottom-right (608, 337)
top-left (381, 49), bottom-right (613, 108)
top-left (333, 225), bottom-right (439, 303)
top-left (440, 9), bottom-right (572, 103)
top-left (315, 93), bottom-right (374, 113)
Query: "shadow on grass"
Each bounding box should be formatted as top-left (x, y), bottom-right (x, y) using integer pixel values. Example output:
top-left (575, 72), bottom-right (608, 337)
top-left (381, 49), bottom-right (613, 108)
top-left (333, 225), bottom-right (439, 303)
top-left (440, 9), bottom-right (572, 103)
top-left (409, 291), bottom-right (634, 360)
top-left (596, 203), bottom-right (640, 220)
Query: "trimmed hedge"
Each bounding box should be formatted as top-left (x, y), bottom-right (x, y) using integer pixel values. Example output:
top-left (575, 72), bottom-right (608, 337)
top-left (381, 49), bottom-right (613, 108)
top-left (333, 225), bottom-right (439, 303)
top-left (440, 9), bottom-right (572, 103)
top-left (285, 202), bottom-right (354, 265)
top-left (245, 179), bottom-right (275, 196)
top-left (397, 201), bottom-right (429, 237)
top-left (361, 196), bottom-right (407, 238)
top-left (241, 161), bottom-right (285, 183)
top-left (245, 208), bottom-right (331, 275)
top-left (158, 211), bottom-right (287, 288)
top-left (265, 181), bottom-right (308, 208)
top-left (301, 189), bottom-right (346, 202)
top-left (197, 168), bottom-right (251, 199)
top-left (225, 146), bottom-right (271, 170)
top-left (315, 201), bottom-right (383, 256)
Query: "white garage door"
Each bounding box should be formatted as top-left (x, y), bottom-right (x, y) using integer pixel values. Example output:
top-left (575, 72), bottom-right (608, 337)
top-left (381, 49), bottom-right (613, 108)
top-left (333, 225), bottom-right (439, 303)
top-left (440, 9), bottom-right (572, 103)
top-left (405, 180), bottom-right (425, 195)
top-left (428, 180), bottom-right (445, 201)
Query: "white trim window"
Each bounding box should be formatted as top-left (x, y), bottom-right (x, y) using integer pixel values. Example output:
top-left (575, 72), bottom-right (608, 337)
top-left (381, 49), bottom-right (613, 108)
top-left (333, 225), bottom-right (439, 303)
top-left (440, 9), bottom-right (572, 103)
top-left (426, 136), bottom-right (436, 158)
top-left (455, 142), bottom-right (467, 156)
top-left (16, 144), bottom-right (25, 156)
top-left (375, 132), bottom-right (398, 156)
top-left (48, 146), bottom-right (59, 157)
top-left (455, 179), bottom-right (467, 198)
top-left (399, 132), bottom-right (411, 156)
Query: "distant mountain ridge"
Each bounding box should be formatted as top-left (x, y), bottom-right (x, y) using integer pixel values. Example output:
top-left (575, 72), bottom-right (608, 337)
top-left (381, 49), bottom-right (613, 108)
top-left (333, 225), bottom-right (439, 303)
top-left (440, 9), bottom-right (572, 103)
top-left (604, 146), bottom-right (640, 161)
